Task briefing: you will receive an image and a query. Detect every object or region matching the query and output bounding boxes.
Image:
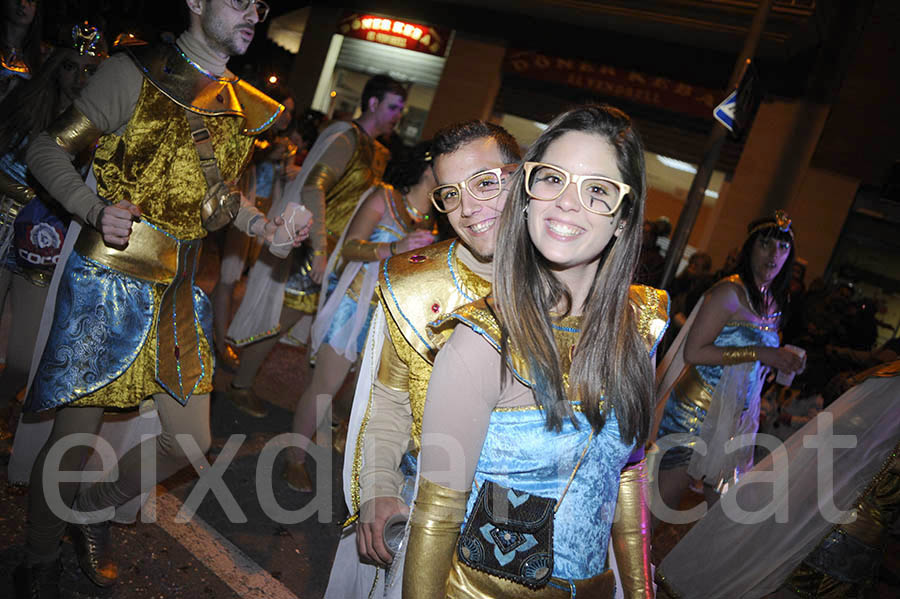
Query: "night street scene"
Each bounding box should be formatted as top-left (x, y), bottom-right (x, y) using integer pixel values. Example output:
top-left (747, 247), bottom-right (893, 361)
top-left (1, 1), bottom-right (899, 598)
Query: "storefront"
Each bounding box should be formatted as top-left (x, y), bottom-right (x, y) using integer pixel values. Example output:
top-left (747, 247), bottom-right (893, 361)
top-left (268, 9), bottom-right (452, 145)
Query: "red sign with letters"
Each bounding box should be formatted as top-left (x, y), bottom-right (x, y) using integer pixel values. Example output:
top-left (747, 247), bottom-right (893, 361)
top-left (338, 12), bottom-right (452, 57)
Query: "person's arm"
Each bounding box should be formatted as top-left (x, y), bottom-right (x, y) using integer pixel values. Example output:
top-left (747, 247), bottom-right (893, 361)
top-left (341, 188), bottom-right (436, 263)
top-left (403, 326), bottom-right (499, 599)
top-left (356, 324), bottom-right (414, 566)
top-left (612, 448), bottom-right (653, 599)
top-left (301, 128), bottom-right (356, 281)
top-left (26, 54), bottom-right (142, 242)
top-left (682, 282), bottom-right (803, 373)
top-left (340, 187), bottom-right (391, 262)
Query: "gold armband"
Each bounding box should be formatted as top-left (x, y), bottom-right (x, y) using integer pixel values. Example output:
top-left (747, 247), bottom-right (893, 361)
top-left (403, 477), bottom-right (469, 599)
top-left (0, 170), bottom-right (36, 206)
top-left (377, 336), bottom-right (410, 392)
top-left (612, 459), bottom-right (653, 598)
top-left (306, 163), bottom-right (338, 194)
top-left (46, 105), bottom-right (103, 155)
top-left (341, 239), bottom-right (384, 263)
top-left (721, 346), bottom-right (758, 365)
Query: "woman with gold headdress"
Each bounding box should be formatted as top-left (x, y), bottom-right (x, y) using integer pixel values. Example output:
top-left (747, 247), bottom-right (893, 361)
top-left (403, 104), bottom-right (669, 598)
top-left (653, 212), bottom-right (806, 519)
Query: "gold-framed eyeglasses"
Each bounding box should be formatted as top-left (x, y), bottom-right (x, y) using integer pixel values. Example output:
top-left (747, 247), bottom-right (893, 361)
top-left (523, 162), bottom-right (630, 216)
top-left (228, 0), bottom-right (269, 21)
top-left (430, 164), bottom-right (518, 214)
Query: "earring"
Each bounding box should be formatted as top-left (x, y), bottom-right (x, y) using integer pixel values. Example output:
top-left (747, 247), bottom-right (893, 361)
top-left (522, 205), bottom-right (529, 219)
top-left (617, 222), bottom-right (625, 230)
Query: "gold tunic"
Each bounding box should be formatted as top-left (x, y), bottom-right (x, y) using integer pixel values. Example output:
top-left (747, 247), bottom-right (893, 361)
top-left (323, 123), bottom-right (390, 242)
top-left (92, 78), bottom-right (254, 240)
top-left (67, 43), bottom-right (280, 407)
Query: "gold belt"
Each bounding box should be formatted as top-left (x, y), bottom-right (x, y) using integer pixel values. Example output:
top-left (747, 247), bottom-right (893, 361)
top-left (74, 220), bottom-right (205, 403)
top-left (673, 365), bottom-right (715, 413)
top-left (447, 553), bottom-right (615, 598)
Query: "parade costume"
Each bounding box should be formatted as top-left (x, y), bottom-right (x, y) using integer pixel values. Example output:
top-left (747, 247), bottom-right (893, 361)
top-left (310, 184), bottom-right (427, 362)
top-left (654, 275), bottom-right (780, 489)
top-left (20, 32), bottom-right (281, 583)
top-left (656, 361), bottom-right (900, 599)
top-left (403, 287), bottom-right (668, 598)
top-left (227, 121), bottom-right (389, 346)
top-left (324, 238), bottom-right (491, 599)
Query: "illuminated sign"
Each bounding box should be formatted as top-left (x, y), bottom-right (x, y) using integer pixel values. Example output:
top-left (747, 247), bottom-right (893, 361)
top-left (338, 12), bottom-right (451, 57)
top-left (505, 50), bottom-right (722, 121)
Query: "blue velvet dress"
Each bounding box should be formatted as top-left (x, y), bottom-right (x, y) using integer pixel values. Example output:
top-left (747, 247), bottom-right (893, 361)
top-left (467, 406), bottom-right (634, 581)
top-left (435, 285), bottom-right (670, 585)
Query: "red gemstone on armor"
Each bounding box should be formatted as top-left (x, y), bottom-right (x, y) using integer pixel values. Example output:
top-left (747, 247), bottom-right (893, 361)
top-left (431, 303), bottom-right (440, 313)
top-left (216, 94), bottom-right (224, 103)
top-left (174, 346), bottom-right (180, 359)
top-left (409, 254), bottom-right (426, 264)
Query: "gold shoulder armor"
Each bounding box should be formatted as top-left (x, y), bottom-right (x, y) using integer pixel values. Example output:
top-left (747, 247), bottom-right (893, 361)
top-left (378, 239), bottom-right (488, 364)
top-left (430, 297), bottom-right (532, 387)
top-left (46, 105), bottom-right (103, 155)
top-left (429, 297), bottom-right (502, 352)
top-left (127, 42), bottom-right (283, 135)
top-left (629, 284), bottom-right (670, 357)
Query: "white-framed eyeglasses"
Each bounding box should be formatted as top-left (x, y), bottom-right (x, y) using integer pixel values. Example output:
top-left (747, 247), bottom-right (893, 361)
top-left (430, 164), bottom-right (517, 214)
top-left (523, 162), bottom-right (630, 216)
top-left (228, 0), bottom-right (269, 21)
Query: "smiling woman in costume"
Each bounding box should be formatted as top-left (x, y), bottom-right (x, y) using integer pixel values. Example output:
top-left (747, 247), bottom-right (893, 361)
top-left (402, 104), bottom-right (668, 598)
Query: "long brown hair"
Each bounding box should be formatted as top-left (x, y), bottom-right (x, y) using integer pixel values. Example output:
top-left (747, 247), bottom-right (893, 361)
top-left (0, 48), bottom-right (74, 159)
top-left (493, 104), bottom-right (652, 445)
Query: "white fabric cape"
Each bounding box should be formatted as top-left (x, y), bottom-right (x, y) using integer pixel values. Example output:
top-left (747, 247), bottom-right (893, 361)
top-left (658, 373), bottom-right (900, 598)
top-left (227, 121), bottom-right (353, 346)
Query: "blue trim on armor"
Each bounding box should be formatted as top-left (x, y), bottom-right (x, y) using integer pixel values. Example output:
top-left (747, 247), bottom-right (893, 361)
top-left (550, 322), bottom-right (580, 333)
top-left (432, 311), bottom-right (531, 387)
top-left (446, 239), bottom-right (476, 302)
top-left (381, 256), bottom-right (435, 353)
top-left (244, 107), bottom-right (282, 134)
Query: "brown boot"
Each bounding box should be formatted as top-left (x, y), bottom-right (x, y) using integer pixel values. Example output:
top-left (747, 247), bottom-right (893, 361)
top-left (281, 458), bottom-right (313, 492)
top-left (226, 384), bottom-right (268, 418)
top-left (69, 520), bottom-right (118, 587)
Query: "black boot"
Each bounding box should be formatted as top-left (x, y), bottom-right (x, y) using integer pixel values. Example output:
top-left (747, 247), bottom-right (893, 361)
top-left (14, 559), bottom-right (61, 599)
top-left (69, 520), bottom-right (118, 587)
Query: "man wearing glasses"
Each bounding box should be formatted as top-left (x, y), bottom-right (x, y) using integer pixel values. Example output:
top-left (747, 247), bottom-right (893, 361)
top-left (17, 1), bottom-right (301, 596)
top-left (324, 121), bottom-right (521, 599)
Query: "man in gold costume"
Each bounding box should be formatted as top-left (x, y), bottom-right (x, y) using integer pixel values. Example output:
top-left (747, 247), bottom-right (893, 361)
top-left (16, 1), bottom-right (307, 596)
top-left (322, 120), bottom-right (519, 598)
top-left (224, 73), bottom-right (404, 419)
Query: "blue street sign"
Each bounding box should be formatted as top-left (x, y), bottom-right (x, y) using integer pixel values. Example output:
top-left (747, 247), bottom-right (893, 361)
top-left (713, 89), bottom-right (738, 132)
